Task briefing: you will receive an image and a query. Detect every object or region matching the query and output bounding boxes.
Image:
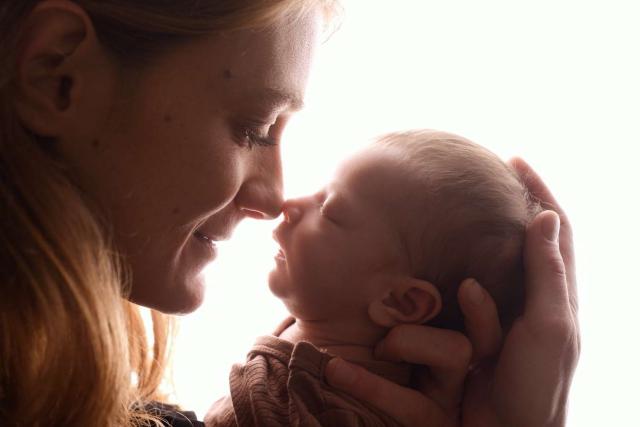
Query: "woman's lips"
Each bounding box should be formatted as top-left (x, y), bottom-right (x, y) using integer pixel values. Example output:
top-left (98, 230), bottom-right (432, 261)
top-left (194, 228), bottom-right (231, 243)
top-left (194, 229), bottom-right (213, 243)
top-left (193, 230), bottom-right (218, 258)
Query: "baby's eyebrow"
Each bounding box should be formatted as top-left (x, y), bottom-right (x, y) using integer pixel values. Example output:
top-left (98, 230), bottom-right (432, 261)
top-left (323, 192), bottom-right (353, 217)
top-left (313, 189), bottom-right (328, 204)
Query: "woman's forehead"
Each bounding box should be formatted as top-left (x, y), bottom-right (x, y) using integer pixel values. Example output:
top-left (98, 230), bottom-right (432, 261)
top-left (203, 10), bottom-right (321, 106)
top-left (125, 11), bottom-right (321, 120)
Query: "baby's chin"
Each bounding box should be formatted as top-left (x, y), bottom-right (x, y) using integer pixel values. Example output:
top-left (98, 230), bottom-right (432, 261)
top-left (266, 270), bottom-right (311, 318)
top-left (267, 268), bottom-right (288, 299)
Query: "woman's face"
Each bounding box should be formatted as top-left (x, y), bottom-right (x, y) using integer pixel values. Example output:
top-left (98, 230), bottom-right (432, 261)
top-left (56, 12), bottom-right (321, 313)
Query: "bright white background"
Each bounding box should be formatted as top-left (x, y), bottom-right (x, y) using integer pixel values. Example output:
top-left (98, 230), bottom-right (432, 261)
top-left (171, 1), bottom-right (640, 425)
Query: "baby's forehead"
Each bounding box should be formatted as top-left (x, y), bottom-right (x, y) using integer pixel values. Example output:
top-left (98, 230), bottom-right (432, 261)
top-left (330, 149), bottom-right (430, 226)
top-left (334, 149), bottom-right (421, 199)
top-left (332, 136), bottom-right (524, 223)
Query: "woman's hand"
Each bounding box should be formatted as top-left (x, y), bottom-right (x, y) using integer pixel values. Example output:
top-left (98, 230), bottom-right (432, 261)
top-left (325, 158), bottom-right (579, 427)
top-left (325, 324), bottom-right (472, 426)
top-left (459, 158), bottom-right (579, 427)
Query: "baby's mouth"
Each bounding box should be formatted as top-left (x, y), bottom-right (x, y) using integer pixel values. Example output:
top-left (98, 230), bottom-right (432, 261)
top-left (272, 228), bottom-right (287, 263)
top-left (274, 247), bottom-right (288, 266)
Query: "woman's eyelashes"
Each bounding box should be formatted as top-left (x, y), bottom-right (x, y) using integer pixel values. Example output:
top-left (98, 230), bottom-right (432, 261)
top-left (243, 127), bottom-right (277, 147)
top-left (234, 118), bottom-right (278, 148)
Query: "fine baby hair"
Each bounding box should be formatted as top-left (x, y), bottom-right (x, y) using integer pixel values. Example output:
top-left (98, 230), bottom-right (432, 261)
top-left (374, 130), bottom-right (542, 331)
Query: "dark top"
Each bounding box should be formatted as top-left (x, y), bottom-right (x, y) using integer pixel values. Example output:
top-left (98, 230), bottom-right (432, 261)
top-left (147, 402), bottom-right (205, 427)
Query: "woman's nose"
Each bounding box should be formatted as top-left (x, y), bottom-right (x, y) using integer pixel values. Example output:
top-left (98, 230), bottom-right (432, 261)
top-left (235, 149), bottom-right (284, 219)
top-left (236, 180), bottom-right (283, 219)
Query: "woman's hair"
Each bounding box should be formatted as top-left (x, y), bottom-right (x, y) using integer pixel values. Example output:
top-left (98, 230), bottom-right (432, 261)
top-left (0, 1), bottom-right (337, 426)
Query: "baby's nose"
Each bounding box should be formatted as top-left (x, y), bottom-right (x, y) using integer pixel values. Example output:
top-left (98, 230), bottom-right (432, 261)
top-left (282, 200), bottom-right (303, 224)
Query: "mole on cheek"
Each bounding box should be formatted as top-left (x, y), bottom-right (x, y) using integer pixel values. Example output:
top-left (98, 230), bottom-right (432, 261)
top-left (172, 207), bottom-right (180, 215)
top-left (163, 114), bottom-right (173, 123)
top-left (223, 69), bottom-right (233, 79)
top-left (91, 138), bottom-right (100, 148)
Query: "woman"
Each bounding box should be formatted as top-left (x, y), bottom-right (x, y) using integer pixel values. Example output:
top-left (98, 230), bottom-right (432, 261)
top-left (0, 1), bottom-right (579, 426)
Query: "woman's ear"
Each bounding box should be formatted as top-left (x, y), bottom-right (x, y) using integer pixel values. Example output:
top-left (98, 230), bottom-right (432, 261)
top-left (368, 277), bottom-right (442, 328)
top-left (13, 0), bottom-right (97, 137)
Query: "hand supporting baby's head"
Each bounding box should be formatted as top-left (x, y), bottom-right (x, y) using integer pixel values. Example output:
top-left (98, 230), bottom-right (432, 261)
top-left (270, 129), bottom-right (541, 345)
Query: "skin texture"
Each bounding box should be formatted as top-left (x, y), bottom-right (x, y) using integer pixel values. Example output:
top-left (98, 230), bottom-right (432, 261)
top-left (14, 1), bottom-right (578, 424)
top-left (14, 0), bottom-right (321, 314)
top-left (325, 158), bottom-right (579, 427)
top-left (271, 149), bottom-right (441, 359)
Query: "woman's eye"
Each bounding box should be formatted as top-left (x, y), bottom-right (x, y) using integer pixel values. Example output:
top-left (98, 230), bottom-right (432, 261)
top-left (243, 127), bottom-right (277, 148)
top-left (234, 120), bottom-right (278, 149)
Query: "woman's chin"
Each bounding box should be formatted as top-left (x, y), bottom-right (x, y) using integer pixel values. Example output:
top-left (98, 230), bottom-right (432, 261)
top-left (128, 272), bottom-right (206, 315)
top-left (164, 275), bottom-right (206, 314)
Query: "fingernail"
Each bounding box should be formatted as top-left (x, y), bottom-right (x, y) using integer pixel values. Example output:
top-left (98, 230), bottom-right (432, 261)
top-left (462, 279), bottom-right (484, 306)
top-left (542, 211), bottom-right (560, 242)
top-left (326, 358), bottom-right (357, 387)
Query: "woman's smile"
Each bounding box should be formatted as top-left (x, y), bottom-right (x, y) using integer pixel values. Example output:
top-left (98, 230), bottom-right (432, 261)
top-left (193, 230), bottom-right (219, 259)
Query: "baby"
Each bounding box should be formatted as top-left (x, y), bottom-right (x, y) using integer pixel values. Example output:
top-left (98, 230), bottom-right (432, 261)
top-left (206, 130), bottom-right (541, 426)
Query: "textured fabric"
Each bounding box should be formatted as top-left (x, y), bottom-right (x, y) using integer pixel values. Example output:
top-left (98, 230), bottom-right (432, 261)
top-left (206, 331), bottom-right (410, 427)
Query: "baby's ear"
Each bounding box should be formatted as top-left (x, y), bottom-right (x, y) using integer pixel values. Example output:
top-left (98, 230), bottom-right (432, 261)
top-left (368, 277), bottom-right (442, 328)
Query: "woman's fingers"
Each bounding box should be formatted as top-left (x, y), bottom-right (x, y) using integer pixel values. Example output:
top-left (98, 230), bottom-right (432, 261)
top-left (509, 157), bottom-right (564, 214)
top-left (373, 324), bottom-right (472, 411)
top-left (523, 211), bottom-right (571, 317)
top-left (457, 278), bottom-right (502, 362)
top-left (325, 358), bottom-right (453, 426)
top-left (481, 209), bottom-right (579, 426)
top-left (509, 157), bottom-right (577, 314)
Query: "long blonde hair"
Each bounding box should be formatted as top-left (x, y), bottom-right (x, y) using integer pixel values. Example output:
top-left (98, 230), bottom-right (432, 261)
top-left (0, 1), bottom-right (337, 425)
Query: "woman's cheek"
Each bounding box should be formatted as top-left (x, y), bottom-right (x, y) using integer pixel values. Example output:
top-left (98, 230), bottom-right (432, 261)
top-left (198, 152), bottom-right (245, 210)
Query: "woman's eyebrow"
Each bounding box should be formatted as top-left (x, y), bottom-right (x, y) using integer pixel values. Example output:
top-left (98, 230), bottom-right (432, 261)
top-left (255, 87), bottom-right (305, 112)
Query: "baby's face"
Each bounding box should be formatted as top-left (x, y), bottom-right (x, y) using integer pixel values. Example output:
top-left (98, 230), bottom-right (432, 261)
top-left (270, 148), bottom-right (412, 321)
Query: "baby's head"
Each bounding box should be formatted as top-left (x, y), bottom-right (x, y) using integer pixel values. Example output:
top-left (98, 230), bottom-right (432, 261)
top-left (270, 130), bottom-right (541, 334)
